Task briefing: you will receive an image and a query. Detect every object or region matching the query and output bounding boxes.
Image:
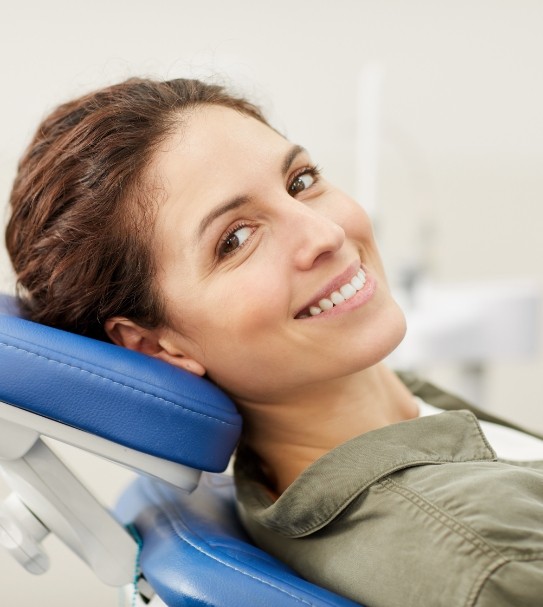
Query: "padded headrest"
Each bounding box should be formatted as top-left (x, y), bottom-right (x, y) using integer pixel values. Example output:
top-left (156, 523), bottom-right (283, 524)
top-left (0, 294), bottom-right (242, 472)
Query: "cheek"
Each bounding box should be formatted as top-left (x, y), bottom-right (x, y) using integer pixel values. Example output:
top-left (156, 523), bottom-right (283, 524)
top-left (190, 287), bottom-right (292, 399)
top-left (193, 271), bottom-right (289, 351)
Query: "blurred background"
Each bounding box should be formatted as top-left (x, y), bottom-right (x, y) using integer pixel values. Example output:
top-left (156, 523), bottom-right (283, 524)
top-left (0, 0), bottom-right (542, 604)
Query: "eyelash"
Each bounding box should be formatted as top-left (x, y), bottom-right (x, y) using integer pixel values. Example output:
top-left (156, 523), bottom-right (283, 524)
top-left (288, 164), bottom-right (322, 196)
top-left (218, 221), bottom-right (255, 259)
top-left (217, 163), bottom-right (323, 260)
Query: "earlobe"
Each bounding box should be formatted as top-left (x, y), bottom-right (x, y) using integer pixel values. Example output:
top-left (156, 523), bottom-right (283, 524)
top-left (104, 317), bottom-right (207, 377)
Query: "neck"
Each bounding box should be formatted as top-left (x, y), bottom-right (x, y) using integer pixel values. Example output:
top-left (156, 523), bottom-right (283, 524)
top-left (235, 364), bottom-right (418, 495)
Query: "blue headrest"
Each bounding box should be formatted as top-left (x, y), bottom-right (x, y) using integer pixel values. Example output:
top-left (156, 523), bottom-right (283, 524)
top-left (0, 294), bottom-right (242, 472)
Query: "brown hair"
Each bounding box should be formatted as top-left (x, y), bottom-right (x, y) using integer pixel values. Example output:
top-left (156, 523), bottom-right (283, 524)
top-left (5, 77), bottom-right (267, 341)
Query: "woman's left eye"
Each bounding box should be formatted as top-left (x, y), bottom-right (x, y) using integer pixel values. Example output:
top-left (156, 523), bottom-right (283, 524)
top-left (288, 169), bottom-right (318, 196)
top-left (219, 225), bottom-right (253, 257)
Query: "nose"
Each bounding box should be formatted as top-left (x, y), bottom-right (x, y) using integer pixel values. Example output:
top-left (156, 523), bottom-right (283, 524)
top-left (286, 202), bottom-right (345, 270)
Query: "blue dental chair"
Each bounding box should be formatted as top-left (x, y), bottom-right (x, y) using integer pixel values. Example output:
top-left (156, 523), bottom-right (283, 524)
top-left (0, 294), bottom-right (361, 607)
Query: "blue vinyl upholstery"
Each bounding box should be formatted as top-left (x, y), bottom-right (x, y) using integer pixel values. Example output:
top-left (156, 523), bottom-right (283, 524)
top-left (117, 473), bottom-right (361, 607)
top-left (0, 294), bottom-right (241, 472)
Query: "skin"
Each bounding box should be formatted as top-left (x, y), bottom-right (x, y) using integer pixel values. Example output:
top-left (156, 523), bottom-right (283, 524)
top-left (106, 105), bottom-right (418, 494)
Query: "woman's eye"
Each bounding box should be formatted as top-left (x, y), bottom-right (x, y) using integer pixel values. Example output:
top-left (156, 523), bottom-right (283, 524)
top-left (288, 171), bottom-right (316, 196)
top-left (220, 225), bottom-right (253, 256)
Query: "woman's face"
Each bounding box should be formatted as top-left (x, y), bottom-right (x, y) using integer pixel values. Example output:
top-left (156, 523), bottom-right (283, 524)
top-left (149, 105), bottom-right (406, 403)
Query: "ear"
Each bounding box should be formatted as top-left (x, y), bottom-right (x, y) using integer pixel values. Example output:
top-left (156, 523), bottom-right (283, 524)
top-left (104, 317), bottom-right (207, 377)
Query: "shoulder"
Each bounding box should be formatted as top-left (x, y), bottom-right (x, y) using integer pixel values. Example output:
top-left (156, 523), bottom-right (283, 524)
top-left (234, 384), bottom-right (543, 605)
top-left (237, 446), bottom-right (543, 606)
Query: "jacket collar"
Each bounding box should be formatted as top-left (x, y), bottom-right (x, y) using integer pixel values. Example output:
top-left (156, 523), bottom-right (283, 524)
top-left (236, 410), bottom-right (496, 538)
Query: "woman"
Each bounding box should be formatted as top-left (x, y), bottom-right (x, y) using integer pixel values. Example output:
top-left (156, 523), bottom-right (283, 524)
top-left (5, 78), bottom-right (543, 607)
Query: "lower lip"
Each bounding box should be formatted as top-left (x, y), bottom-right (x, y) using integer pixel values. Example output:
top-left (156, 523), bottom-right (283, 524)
top-left (298, 267), bottom-right (377, 321)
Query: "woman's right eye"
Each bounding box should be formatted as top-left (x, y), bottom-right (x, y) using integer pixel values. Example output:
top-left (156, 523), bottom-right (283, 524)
top-left (287, 165), bottom-right (321, 197)
top-left (219, 225), bottom-right (253, 257)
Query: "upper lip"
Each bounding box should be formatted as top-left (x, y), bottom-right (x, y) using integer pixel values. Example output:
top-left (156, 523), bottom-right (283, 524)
top-left (294, 260), bottom-right (362, 317)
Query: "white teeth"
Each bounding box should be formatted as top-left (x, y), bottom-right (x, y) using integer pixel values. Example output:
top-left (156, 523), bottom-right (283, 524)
top-left (318, 298), bottom-right (334, 310)
top-left (351, 275), bottom-right (363, 290)
top-left (340, 284), bottom-right (357, 300)
top-left (330, 291), bottom-right (345, 305)
top-left (299, 267), bottom-right (367, 318)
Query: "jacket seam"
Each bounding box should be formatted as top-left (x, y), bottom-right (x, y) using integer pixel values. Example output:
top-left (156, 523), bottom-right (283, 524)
top-left (383, 478), bottom-right (543, 607)
top-left (253, 451), bottom-right (496, 538)
top-left (381, 477), bottom-right (512, 607)
top-left (465, 558), bottom-right (509, 607)
top-left (467, 555), bottom-right (543, 607)
top-left (380, 478), bottom-right (504, 559)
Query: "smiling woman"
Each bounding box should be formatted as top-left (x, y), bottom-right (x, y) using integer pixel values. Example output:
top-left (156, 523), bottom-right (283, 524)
top-left (5, 77), bottom-right (543, 607)
top-left (115, 103), bottom-right (407, 409)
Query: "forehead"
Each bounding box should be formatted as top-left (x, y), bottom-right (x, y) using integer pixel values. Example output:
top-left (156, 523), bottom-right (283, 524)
top-left (154, 105), bottom-right (286, 186)
top-left (152, 106), bottom-right (288, 215)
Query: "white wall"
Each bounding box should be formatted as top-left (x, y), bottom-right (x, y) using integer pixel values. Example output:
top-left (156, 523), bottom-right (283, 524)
top-left (1, 1), bottom-right (542, 605)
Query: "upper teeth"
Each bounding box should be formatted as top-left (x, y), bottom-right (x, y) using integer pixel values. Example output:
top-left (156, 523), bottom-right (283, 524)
top-left (305, 269), bottom-right (366, 317)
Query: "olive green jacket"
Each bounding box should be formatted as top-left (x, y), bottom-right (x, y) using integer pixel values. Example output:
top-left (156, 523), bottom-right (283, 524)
top-left (234, 374), bottom-right (543, 607)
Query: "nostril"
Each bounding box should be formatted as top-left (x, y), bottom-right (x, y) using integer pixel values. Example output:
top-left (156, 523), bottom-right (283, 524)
top-left (313, 250), bottom-right (334, 267)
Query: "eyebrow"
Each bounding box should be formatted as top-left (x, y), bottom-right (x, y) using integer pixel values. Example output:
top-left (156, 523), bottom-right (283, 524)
top-left (197, 144), bottom-right (307, 239)
top-left (281, 144), bottom-right (306, 175)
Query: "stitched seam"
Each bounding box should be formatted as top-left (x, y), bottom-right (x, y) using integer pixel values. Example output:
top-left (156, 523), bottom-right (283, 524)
top-left (275, 456), bottom-right (492, 537)
top-left (168, 529), bottom-right (318, 605)
top-left (269, 411), bottom-right (495, 537)
top-left (466, 556), bottom-right (543, 607)
top-left (148, 484), bottom-right (327, 606)
top-left (382, 478), bottom-right (513, 607)
top-left (383, 479), bottom-right (543, 607)
top-left (206, 539), bottom-right (280, 564)
top-left (273, 461), bottom-right (441, 536)
top-left (381, 478), bottom-right (504, 558)
top-left (0, 341), bottom-right (237, 427)
top-left (465, 558), bottom-right (509, 607)
top-left (463, 410), bottom-right (496, 456)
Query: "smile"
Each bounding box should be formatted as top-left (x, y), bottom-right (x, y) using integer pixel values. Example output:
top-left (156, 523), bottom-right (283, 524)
top-left (296, 267), bottom-right (368, 319)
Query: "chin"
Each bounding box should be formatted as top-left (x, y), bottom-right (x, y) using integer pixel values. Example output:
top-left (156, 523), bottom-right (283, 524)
top-left (362, 303), bottom-right (407, 368)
